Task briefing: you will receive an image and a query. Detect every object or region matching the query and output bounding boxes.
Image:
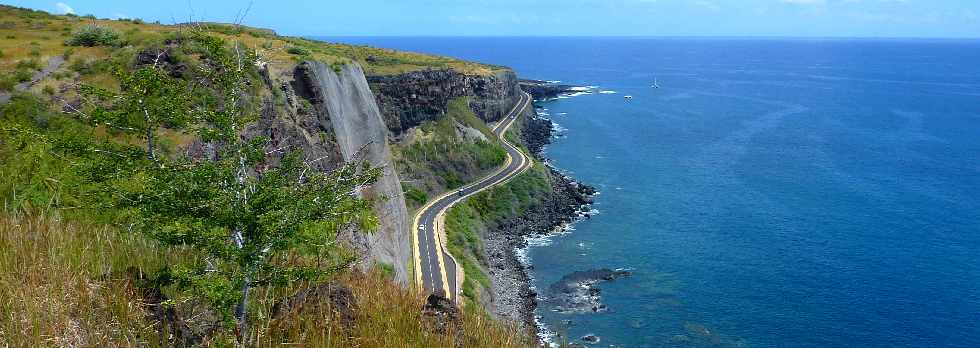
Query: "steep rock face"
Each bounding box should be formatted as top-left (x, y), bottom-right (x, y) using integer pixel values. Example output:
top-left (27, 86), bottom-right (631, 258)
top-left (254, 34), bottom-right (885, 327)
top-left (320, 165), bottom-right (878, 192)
top-left (292, 61), bottom-right (411, 284)
top-left (367, 69), bottom-right (520, 135)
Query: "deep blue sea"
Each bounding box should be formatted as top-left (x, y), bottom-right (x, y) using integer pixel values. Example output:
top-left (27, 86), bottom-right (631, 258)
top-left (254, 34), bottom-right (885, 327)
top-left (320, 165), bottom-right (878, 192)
top-left (326, 37), bottom-right (980, 347)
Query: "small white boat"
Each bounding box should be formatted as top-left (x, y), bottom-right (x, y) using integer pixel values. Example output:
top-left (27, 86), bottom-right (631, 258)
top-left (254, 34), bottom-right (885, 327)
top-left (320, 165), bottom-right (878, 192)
top-left (624, 95), bottom-right (633, 100)
top-left (652, 77), bottom-right (661, 89)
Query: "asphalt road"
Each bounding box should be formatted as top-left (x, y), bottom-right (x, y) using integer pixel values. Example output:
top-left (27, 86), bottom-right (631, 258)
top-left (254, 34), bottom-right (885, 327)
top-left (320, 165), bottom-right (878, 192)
top-left (412, 92), bottom-right (533, 301)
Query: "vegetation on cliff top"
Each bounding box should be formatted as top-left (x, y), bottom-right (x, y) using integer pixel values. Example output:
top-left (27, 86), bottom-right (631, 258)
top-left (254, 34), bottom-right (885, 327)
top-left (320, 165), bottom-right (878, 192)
top-left (0, 4), bottom-right (499, 77)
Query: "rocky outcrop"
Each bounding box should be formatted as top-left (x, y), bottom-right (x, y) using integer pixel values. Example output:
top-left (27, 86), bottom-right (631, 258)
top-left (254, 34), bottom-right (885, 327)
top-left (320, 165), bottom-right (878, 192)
top-left (544, 268), bottom-right (631, 314)
top-left (519, 79), bottom-right (576, 100)
top-left (521, 113), bottom-right (554, 159)
top-left (367, 69), bottom-right (520, 135)
top-left (291, 61), bottom-right (411, 285)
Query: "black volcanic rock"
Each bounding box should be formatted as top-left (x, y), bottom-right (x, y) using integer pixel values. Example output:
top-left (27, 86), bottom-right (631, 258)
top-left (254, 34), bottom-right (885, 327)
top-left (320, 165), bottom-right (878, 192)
top-left (367, 69), bottom-right (520, 135)
top-left (519, 79), bottom-right (577, 100)
top-left (545, 269), bottom-right (631, 314)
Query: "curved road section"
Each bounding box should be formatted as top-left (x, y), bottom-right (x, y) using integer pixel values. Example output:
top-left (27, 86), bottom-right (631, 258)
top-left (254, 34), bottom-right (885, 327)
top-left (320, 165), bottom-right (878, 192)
top-left (413, 92), bottom-right (534, 301)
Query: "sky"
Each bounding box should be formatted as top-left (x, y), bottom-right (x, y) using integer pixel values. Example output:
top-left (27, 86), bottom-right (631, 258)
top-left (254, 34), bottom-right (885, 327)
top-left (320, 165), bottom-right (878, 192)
top-left (6, 0), bottom-right (980, 38)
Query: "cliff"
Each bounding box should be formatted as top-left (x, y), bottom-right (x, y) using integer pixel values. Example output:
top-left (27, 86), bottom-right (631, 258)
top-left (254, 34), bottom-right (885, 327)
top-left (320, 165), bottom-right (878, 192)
top-left (288, 61), bottom-right (412, 284)
top-left (368, 69), bottom-right (521, 135)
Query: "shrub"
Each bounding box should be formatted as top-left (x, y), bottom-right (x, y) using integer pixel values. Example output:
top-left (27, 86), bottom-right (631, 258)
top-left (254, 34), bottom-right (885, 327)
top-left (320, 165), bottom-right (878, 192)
top-left (404, 185), bottom-right (428, 206)
top-left (66, 25), bottom-right (120, 47)
top-left (14, 69), bottom-right (34, 83)
top-left (286, 45), bottom-right (310, 55)
top-left (0, 77), bottom-right (14, 91)
top-left (16, 59), bottom-right (41, 70)
top-left (68, 58), bottom-right (112, 75)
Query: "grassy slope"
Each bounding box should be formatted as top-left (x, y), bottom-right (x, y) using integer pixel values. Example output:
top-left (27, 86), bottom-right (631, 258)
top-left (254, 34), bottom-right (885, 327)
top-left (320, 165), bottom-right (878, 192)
top-left (0, 5), bottom-right (531, 346)
top-left (394, 97), bottom-right (508, 210)
top-left (0, 213), bottom-right (531, 347)
top-left (445, 163), bottom-right (553, 302)
top-left (0, 69), bottom-right (532, 348)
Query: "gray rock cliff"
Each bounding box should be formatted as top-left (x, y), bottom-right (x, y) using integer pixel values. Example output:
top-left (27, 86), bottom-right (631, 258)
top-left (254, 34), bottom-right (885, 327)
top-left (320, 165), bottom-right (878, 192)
top-left (291, 61), bottom-right (411, 284)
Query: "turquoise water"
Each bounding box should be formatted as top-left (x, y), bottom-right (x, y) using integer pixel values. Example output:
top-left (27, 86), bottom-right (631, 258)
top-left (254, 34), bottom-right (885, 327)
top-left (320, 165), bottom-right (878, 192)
top-left (329, 37), bottom-right (980, 347)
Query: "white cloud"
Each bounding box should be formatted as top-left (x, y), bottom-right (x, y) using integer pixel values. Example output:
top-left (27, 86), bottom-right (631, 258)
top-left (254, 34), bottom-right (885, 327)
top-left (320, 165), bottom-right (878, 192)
top-left (54, 2), bottom-right (74, 15)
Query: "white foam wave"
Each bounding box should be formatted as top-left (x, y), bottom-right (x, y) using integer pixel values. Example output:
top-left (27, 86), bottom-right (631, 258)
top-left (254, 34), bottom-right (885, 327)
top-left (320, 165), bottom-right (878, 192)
top-left (599, 90), bottom-right (617, 94)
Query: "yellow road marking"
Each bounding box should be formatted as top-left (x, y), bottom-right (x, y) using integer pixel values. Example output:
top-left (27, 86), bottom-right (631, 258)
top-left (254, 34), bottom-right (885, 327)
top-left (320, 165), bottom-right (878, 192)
top-left (411, 92), bottom-right (533, 301)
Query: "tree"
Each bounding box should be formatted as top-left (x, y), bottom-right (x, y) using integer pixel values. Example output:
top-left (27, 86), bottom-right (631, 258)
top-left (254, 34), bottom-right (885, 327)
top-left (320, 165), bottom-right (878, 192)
top-left (72, 32), bottom-right (380, 341)
top-left (75, 57), bottom-right (193, 161)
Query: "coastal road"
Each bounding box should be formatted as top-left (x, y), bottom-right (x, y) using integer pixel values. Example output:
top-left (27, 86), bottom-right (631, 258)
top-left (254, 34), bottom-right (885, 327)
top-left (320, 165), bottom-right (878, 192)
top-left (412, 91), bottom-right (534, 302)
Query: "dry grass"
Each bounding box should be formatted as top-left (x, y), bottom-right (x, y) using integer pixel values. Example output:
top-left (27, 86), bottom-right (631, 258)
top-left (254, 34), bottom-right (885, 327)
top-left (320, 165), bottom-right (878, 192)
top-left (0, 212), bottom-right (168, 346)
top-left (256, 272), bottom-right (532, 347)
top-left (0, 212), bottom-right (532, 347)
top-left (0, 5), bottom-right (498, 77)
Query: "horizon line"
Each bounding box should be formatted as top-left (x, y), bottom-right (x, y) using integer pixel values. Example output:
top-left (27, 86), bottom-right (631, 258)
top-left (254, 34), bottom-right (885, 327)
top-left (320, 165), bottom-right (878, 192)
top-left (303, 34), bottom-right (980, 41)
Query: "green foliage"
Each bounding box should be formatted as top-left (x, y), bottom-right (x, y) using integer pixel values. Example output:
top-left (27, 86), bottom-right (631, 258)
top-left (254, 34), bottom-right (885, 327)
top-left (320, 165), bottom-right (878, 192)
top-left (68, 33), bottom-right (382, 338)
top-left (0, 93), bottom-right (111, 213)
top-left (12, 69), bottom-right (32, 83)
top-left (403, 184), bottom-right (428, 206)
top-left (66, 24), bottom-right (120, 47)
top-left (69, 57), bottom-right (113, 75)
top-left (445, 202), bottom-right (490, 301)
top-left (443, 164), bottom-right (552, 302)
top-left (286, 45), bottom-right (310, 56)
top-left (397, 97), bottom-right (506, 194)
top-left (0, 77), bottom-right (13, 91)
top-left (78, 66), bottom-right (193, 160)
top-left (15, 59), bottom-right (40, 70)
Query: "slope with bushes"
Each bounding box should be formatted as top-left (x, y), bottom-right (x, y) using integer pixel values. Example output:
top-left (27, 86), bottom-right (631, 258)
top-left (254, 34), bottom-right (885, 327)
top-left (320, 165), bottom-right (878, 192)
top-left (0, 4), bottom-right (533, 346)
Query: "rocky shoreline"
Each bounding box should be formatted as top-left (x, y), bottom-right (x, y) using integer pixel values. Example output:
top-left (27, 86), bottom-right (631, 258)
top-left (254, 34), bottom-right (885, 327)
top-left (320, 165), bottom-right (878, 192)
top-left (518, 79), bottom-right (578, 100)
top-left (482, 100), bottom-right (596, 339)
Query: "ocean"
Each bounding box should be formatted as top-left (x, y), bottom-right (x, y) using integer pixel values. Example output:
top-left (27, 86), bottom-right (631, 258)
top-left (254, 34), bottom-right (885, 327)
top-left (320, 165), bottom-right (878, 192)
top-left (325, 37), bottom-right (980, 347)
